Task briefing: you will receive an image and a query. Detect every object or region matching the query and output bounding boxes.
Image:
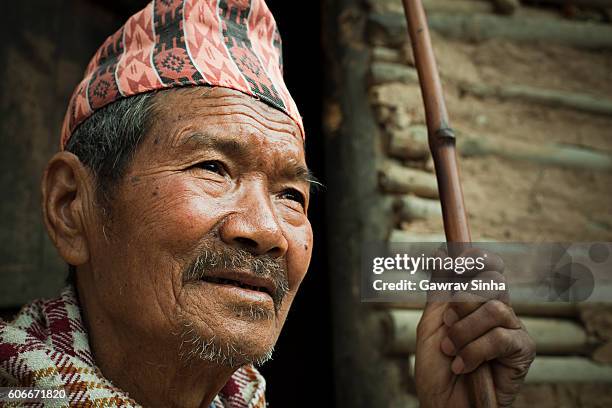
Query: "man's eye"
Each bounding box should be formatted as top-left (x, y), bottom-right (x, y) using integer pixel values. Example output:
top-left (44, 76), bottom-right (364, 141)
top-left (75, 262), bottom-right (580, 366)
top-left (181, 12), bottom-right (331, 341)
top-left (193, 161), bottom-right (225, 175)
top-left (280, 189), bottom-right (305, 207)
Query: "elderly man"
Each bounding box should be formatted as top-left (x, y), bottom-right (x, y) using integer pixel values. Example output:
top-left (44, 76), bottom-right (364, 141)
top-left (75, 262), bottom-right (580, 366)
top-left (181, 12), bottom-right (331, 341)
top-left (0, 0), bottom-right (534, 407)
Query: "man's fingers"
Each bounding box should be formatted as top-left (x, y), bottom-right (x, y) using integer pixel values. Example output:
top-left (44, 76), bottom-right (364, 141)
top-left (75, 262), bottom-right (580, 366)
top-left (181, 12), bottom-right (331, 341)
top-left (449, 326), bottom-right (534, 375)
top-left (441, 299), bottom-right (522, 357)
top-left (448, 270), bottom-right (509, 319)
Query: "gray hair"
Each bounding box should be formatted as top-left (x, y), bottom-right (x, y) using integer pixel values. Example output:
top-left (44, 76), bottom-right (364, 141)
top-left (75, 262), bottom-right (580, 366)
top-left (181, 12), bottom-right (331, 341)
top-left (64, 92), bottom-right (158, 206)
top-left (63, 92), bottom-right (158, 283)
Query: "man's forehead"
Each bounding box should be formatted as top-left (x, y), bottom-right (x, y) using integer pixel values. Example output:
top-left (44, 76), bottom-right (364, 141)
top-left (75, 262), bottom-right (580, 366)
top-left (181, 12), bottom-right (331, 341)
top-left (154, 87), bottom-right (302, 141)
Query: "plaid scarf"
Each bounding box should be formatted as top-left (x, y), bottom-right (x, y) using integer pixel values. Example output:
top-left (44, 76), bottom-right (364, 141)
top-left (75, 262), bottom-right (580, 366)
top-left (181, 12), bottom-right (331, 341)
top-left (0, 286), bottom-right (266, 407)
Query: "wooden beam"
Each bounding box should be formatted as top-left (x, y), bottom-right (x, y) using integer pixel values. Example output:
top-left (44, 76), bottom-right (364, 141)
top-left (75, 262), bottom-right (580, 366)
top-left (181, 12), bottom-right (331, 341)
top-left (379, 161), bottom-right (439, 198)
top-left (593, 342), bottom-right (612, 364)
top-left (461, 135), bottom-right (612, 172)
top-left (368, 12), bottom-right (612, 49)
top-left (408, 355), bottom-right (612, 382)
top-left (368, 0), bottom-right (494, 15)
top-left (523, 0), bottom-right (612, 8)
top-left (371, 46), bottom-right (403, 63)
top-left (492, 0), bottom-right (520, 14)
top-left (385, 309), bottom-right (594, 355)
top-left (388, 125), bottom-right (430, 160)
top-left (376, 301), bottom-right (580, 318)
top-left (395, 195), bottom-right (442, 221)
top-left (423, 0), bottom-right (494, 13)
top-left (389, 230), bottom-right (447, 243)
top-left (525, 356), bottom-right (612, 382)
top-left (389, 124), bottom-right (612, 172)
top-left (370, 62), bottom-right (419, 85)
top-left (461, 82), bottom-right (612, 117)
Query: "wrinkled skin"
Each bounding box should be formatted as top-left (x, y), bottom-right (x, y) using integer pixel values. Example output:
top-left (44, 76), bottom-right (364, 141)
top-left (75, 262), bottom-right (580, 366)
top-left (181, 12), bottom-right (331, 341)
top-left (42, 87), bottom-right (313, 407)
top-left (415, 248), bottom-right (536, 407)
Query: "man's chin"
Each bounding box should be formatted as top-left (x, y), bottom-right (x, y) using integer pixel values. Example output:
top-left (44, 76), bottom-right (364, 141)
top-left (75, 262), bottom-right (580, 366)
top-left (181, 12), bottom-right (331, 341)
top-left (178, 284), bottom-right (284, 367)
top-left (178, 324), bottom-right (276, 369)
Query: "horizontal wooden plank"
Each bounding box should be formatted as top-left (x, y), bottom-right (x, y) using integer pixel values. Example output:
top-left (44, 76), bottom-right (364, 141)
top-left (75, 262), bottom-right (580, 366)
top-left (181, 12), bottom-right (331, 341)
top-left (408, 355), bottom-right (612, 382)
top-left (368, 12), bottom-right (612, 49)
top-left (385, 309), bottom-right (594, 355)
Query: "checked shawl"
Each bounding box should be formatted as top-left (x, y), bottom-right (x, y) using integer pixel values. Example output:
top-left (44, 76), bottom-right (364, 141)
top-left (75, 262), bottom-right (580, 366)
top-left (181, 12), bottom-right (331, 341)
top-left (0, 286), bottom-right (266, 407)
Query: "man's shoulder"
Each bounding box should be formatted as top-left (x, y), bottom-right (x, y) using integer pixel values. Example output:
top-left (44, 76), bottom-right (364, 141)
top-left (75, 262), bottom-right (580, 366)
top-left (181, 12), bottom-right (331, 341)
top-left (0, 287), bottom-right (139, 406)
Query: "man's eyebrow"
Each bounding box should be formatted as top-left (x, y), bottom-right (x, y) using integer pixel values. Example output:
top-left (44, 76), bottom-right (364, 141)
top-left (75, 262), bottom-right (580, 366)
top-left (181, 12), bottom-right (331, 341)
top-left (283, 163), bottom-right (323, 191)
top-left (180, 132), bottom-right (323, 190)
top-left (306, 170), bottom-right (324, 192)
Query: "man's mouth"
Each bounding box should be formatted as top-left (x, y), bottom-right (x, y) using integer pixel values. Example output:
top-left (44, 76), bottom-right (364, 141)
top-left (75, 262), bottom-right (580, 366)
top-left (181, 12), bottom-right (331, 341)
top-left (200, 276), bottom-right (272, 296)
top-left (197, 271), bottom-right (276, 299)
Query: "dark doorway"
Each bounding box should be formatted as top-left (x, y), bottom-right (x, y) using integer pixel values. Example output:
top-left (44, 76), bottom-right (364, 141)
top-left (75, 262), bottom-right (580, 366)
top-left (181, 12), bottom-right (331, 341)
top-left (260, 1), bottom-right (333, 406)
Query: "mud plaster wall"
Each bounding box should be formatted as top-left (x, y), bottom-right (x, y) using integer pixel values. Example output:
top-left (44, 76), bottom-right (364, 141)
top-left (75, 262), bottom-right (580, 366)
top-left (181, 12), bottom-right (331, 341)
top-left (324, 0), bottom-right (612, 406)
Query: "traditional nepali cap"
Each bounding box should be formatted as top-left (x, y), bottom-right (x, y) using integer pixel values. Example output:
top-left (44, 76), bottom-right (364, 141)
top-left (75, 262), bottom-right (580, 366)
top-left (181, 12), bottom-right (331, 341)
top-left (60, 0), bottom-right (303, 149)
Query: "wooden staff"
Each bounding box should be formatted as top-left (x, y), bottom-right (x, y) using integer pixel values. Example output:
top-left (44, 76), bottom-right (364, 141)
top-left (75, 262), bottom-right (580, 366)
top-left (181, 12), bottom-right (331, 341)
top-left (399, 1), bottom-right (497, 406)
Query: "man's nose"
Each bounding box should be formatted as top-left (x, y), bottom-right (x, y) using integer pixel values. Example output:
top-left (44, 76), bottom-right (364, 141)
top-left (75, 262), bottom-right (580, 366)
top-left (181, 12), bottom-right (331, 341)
top-left (220, 187), bottom-right (288, 258)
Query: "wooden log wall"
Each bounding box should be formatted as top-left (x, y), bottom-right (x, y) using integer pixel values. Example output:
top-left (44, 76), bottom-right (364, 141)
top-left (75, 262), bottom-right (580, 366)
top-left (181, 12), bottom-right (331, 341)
top-left (361, 0), bottom-right (612, 406)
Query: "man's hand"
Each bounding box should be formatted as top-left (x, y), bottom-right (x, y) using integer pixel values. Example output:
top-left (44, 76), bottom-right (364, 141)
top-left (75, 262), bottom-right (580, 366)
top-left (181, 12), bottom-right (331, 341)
top-left (414, 248), bottom-right (536, 407)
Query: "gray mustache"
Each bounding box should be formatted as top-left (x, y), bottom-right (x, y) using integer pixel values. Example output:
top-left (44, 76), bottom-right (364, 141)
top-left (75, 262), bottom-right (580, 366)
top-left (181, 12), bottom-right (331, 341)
top-left (183, 242), bottom-right (289, 310)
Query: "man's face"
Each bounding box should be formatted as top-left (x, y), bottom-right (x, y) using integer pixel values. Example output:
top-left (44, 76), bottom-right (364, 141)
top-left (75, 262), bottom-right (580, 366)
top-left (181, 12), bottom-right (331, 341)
top-left (83, 87), bottom-right (313, 367)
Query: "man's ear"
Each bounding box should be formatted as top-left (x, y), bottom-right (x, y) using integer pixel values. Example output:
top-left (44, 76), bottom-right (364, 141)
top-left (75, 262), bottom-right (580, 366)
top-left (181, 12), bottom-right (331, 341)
top-left (41, 151), bottom-right (93, 266)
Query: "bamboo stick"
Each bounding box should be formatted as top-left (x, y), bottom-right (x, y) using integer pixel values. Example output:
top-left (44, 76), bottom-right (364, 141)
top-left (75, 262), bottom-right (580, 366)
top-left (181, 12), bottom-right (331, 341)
top-left (401, 1), bottom-right (495, 405)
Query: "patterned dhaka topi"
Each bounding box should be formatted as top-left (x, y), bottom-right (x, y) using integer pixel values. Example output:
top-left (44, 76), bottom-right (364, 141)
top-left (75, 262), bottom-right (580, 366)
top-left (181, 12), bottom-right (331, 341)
top-left (0, 286), bottom-right (266, 407)
top-left (60, 0), bottom-right (304, 149)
